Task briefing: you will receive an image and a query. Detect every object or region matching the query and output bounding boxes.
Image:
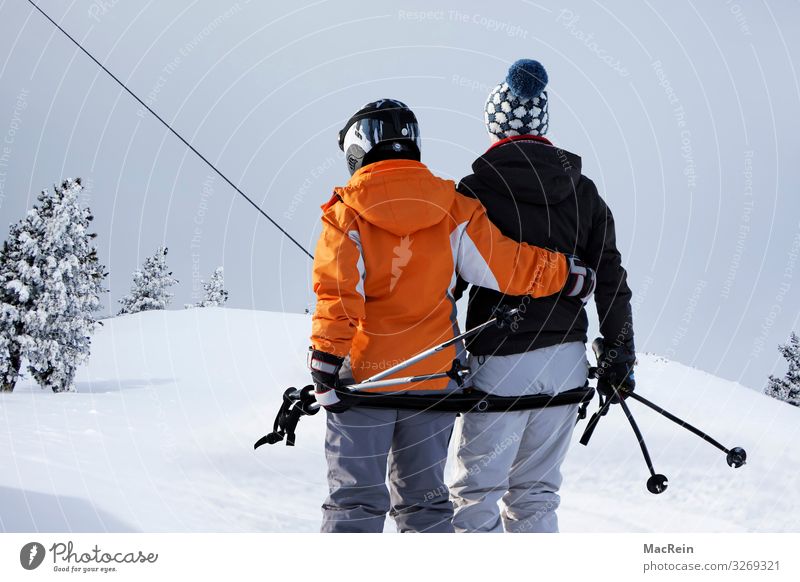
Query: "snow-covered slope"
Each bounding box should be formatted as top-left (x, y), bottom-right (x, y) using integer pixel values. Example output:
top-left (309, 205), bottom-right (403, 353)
top-left (1, 308), bottom-right (798, 532)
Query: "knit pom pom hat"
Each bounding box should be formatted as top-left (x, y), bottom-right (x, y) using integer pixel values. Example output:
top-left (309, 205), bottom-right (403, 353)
top-left (485, 59), bottom-right (549, 138)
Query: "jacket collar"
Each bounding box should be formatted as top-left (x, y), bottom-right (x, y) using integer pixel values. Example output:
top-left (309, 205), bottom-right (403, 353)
top-left (487, 134), bottom-right (552, 153)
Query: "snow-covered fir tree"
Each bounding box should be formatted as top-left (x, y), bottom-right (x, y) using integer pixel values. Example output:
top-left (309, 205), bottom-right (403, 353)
top-left (118, 247), bottom-right (178, 315)
top-left (0, 211), bottom-right (37, 392)
top-left (185, 266), bottom-right (228, 308)
top-left (0, 281), bottom-right (24, 391)
top-left (765, 332), bottom-right (800, 407)
top-left (0, 328), bottom-right (12, 391)
top-left (0, 178), bottom-right (106, 392)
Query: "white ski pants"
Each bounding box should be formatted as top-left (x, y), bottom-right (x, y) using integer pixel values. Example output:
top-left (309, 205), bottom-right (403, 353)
top-left (450, 342), bottom-right (588, 533)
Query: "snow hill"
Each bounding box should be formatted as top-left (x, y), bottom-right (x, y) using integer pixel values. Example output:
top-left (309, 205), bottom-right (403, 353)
top-left (1, 308), bottom-right (798, 532)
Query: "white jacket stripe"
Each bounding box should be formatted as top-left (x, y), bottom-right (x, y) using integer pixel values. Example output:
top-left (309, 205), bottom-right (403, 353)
top-left (347, 230), bottom-right (366, 299)
top-left (450, 221), bottom-right (500, 292)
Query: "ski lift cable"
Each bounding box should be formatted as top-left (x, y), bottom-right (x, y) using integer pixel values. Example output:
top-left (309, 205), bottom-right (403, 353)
top-left (25, 0), bottom-right (315, 261)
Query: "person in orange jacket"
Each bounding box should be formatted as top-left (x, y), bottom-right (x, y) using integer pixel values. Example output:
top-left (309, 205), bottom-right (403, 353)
top-left (309, 98), bottom-right (596, 533)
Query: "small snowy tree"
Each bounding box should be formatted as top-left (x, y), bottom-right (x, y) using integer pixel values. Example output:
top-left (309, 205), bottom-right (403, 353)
top-left (185, 266), bottom-right (228, 309)
top-left (0, 178), bottom-right (106, 392)
top-left (765, 333), bottom-right (800, 407)
top-left (118, 247), bottom-right (178, 315)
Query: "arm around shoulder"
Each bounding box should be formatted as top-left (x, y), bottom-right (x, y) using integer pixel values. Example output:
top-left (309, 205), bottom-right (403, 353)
top-left (451, 195), bottom-right (568, 298)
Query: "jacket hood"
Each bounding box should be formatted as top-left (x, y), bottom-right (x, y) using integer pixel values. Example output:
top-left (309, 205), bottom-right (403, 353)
top-left (468, 137), bottom-right (583, 205)
top-left (335, 159), bottom-right (455, 236)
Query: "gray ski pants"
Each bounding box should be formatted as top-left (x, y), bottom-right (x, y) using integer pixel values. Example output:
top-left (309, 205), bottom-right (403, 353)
top-left (450, 342), bottom-right (588, 533)
top-left (322, 406), bottom-right (456, 533)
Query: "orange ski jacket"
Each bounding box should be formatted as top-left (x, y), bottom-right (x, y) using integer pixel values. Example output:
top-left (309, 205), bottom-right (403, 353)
top-left (311, 159), bottom-right (568, 391)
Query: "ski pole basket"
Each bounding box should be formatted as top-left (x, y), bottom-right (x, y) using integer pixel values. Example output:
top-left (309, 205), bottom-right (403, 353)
top-left (580, 338), bottom-right (747, 494)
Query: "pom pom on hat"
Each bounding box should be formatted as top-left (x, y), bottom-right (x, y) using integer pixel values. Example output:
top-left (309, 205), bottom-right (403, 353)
top-left (506, 59), bottom-right (548, 100)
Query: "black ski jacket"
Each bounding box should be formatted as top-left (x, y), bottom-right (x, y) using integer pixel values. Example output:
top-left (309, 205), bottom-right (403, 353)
top-left (455, 135), bottom-right (634, 355)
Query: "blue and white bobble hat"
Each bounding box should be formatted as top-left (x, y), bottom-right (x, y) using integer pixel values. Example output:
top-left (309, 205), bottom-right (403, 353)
top-left (485, 59), bottom-right (549, 138)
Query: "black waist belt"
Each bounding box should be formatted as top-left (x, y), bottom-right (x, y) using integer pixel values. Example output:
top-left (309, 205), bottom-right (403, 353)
top-left (254, 384), bottom-right (595, 448)
top-left (352, 386), bottom-right (594, 413)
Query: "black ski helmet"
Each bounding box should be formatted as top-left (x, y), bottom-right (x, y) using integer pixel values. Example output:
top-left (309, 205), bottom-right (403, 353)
top-left (338, 99), bottom-right (421, 175)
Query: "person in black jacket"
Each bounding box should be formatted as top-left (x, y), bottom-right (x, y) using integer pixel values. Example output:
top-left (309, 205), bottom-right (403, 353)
top-left (450, 59), bottom-right (636, 533)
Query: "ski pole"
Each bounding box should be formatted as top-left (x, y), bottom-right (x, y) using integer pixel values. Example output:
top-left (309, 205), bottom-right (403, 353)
top-left (625, 391), bottom-right (747, 468)
top-left (578, 392), bottom-right (614, 445)
top-left (361, 307), bottom-right (518, 384)
top-left (618, 396), bottom-right (669, 494)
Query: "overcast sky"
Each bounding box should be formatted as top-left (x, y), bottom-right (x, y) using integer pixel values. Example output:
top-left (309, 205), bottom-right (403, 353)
top-left (1, 0), bottom-right (798, 390)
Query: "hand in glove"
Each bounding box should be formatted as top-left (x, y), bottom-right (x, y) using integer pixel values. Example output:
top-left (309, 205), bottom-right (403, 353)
top-left (308, 348), bottom-right (352, 413)
top-left (593, 337), bottom-right (636, 403)
top-left (563, 256), bottom-right (597, 303)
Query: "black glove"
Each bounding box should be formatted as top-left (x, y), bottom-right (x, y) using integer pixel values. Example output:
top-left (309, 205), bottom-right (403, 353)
top-left (593, 337), bottom-right (636, 403)
top-left (308, 348), bottom-right (352, 413)
top-left (563, 256), bottom-right (597, 303)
